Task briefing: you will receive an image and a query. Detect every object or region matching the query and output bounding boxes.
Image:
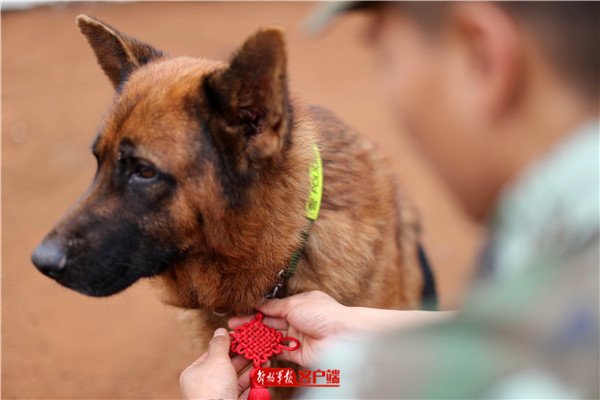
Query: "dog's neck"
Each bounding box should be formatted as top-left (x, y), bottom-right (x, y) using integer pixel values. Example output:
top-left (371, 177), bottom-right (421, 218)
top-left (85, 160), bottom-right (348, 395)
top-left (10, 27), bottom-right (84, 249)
top-left (153, 104), bottom-right (319, 314)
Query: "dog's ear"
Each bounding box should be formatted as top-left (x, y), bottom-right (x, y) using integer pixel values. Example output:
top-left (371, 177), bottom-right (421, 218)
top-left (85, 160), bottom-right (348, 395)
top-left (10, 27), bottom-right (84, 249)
top-left (203, 27), bottom-right (290, 174)
top-left (76, 14), bottom-right (164, 89)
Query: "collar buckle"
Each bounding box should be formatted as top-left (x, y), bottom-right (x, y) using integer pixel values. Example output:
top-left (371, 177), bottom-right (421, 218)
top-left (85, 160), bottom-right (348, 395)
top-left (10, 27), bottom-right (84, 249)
top-left (265, 269), bottom-right (286, 299)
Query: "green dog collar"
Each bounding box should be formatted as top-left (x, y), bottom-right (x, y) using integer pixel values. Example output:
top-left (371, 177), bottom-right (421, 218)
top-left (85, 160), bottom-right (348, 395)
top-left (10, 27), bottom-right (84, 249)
top-left (284, 144), bottom-right (323, 278)
top-left (266, 144), bottom-right (323, 298)
top-left (305, 143), bottom-right (323, 221)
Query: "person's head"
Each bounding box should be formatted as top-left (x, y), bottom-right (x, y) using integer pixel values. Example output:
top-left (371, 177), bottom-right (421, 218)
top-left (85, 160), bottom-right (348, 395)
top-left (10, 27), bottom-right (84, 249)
top-left (355, 1), bottom-right (599, 221)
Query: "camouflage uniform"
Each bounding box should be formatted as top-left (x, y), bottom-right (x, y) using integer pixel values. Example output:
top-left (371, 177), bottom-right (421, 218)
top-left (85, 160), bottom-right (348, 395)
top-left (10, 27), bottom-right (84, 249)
top-left (302, 120), bottom-right (599, 399)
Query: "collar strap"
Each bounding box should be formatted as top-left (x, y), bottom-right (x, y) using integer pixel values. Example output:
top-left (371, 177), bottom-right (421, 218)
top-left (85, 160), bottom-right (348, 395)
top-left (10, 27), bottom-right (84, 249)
top-left (284, 143), bottom-right (323, 277)
top-left (305, 143), bottom-right (324, 222)
top-left (265, 144), bottom-right (323, 298)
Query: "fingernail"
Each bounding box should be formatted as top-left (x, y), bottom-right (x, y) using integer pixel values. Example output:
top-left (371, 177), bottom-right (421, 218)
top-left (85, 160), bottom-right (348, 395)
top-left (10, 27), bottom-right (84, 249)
top-left (214, 328), bottom-right (227, 337)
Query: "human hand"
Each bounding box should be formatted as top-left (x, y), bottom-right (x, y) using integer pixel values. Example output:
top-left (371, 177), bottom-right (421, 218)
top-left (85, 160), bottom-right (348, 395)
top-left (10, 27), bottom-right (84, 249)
top-left (180, 327), bottom-right (269, 399)
top-left (228, 291), bottom-right (349, 367)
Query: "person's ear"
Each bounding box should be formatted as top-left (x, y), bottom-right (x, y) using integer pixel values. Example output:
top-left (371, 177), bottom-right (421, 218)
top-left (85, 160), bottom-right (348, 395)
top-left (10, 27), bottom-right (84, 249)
top-left (450, 3), bottom-right (522, 120)
top-left (203, 27), bottom-right (290, 175)
top-left (76, 14), bottom-right (165, 90)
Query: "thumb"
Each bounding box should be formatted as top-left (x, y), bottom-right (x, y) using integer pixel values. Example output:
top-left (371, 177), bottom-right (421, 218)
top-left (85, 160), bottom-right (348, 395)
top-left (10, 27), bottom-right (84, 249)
top-left (207, 328), bottom-right (231, 360)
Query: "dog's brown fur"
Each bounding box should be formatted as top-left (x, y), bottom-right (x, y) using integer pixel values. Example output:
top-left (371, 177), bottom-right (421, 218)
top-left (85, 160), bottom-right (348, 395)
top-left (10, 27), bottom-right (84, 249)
top-left (36, 15), bottom-right (424, 352)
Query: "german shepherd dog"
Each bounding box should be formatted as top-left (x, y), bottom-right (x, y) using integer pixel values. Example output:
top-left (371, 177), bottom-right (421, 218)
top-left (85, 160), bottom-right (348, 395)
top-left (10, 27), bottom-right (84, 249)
top-left (32, 15), bottom-right (435, 351)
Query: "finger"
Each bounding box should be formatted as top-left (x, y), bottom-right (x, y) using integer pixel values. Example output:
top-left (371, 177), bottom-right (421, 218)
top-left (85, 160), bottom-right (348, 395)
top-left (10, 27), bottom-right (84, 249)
top-left (228, 315), bottom-right (253, 329)
top-left (239, 387), bottom-right (250, 400)
top-left (237, 367), bottom-right (251, 394)
top-left (229, 315), bottom-right (289, 330)
top-left (261, 316), bottom-right (289, 330)
top-left (232, 354), bottom-right (251, 374)
top-left (269, 351), bottom-right (293, 363)
top-left (257, 290), bottom-right (325, 317)
top-left (207, 328), bottom-right (231, 360)
top-left (256, 298), bottom-right (291, 318)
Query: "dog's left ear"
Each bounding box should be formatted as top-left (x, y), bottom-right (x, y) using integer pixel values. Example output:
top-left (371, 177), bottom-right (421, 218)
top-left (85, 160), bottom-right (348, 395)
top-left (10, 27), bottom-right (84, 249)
top-left (203, 27), bottom-right (290, 173)
top-left (76, 14), bottom-right (164, 89)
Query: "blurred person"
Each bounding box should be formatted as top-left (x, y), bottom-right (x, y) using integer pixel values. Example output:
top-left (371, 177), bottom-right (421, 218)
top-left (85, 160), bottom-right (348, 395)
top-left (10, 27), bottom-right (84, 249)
top-left (180, 2), bottom-right (599, 399)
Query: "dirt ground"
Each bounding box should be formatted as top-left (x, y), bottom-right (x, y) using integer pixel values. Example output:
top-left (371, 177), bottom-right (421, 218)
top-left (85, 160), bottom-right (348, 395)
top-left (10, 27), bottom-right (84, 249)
top-left (2, 2), bottom-right (482, 399)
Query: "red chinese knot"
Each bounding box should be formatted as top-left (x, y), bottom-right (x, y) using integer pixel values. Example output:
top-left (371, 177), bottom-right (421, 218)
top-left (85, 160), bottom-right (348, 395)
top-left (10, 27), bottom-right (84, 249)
top-left (229, 312), bottom-right (300, 400)
top-left (230, 312), bottom-right (300, 368)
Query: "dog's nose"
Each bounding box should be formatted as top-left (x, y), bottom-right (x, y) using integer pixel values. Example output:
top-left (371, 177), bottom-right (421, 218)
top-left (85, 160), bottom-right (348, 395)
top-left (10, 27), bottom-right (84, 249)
top-left (31, 239), bottom-right (67, 279)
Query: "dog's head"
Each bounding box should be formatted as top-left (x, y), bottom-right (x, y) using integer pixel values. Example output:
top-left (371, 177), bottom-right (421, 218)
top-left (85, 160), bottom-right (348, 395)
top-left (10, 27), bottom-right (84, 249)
top-left (31, 15), bottom-right (303, 309)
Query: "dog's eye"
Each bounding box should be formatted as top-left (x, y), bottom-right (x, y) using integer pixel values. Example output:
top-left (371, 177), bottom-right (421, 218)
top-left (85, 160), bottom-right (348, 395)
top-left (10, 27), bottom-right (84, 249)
top-left (135, 165), bottom-right (156, 179)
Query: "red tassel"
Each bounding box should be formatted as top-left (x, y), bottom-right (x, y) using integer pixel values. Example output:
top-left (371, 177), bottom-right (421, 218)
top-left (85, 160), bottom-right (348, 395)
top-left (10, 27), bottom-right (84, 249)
top-left (248, 385), bottom-right (270, 400)
top-left (248, 368), bottom-right (271, 400)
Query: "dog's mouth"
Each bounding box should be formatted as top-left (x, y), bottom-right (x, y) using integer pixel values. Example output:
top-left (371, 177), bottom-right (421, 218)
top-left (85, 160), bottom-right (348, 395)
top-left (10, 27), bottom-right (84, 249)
top-left (32, 235), bottom-right (176, 297)
top-left (50, 263), bottom-right (145, 297)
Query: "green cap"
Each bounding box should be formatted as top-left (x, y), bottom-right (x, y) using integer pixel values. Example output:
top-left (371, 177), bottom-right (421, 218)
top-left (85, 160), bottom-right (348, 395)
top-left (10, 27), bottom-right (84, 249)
top-left (303, 1), bottom-right (375, 34)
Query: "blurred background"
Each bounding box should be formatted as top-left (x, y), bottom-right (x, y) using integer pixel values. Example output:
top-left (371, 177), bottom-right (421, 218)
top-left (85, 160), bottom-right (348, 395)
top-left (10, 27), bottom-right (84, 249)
top-left (1, 2), bottom-right (482, 398)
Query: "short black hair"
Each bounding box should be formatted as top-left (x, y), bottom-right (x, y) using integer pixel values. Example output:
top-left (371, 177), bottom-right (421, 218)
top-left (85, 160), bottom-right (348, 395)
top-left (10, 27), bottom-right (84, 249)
top-left (380, 1), bottom-right (599, 103)
top-left (500, 2), bottom-right (599, 102)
